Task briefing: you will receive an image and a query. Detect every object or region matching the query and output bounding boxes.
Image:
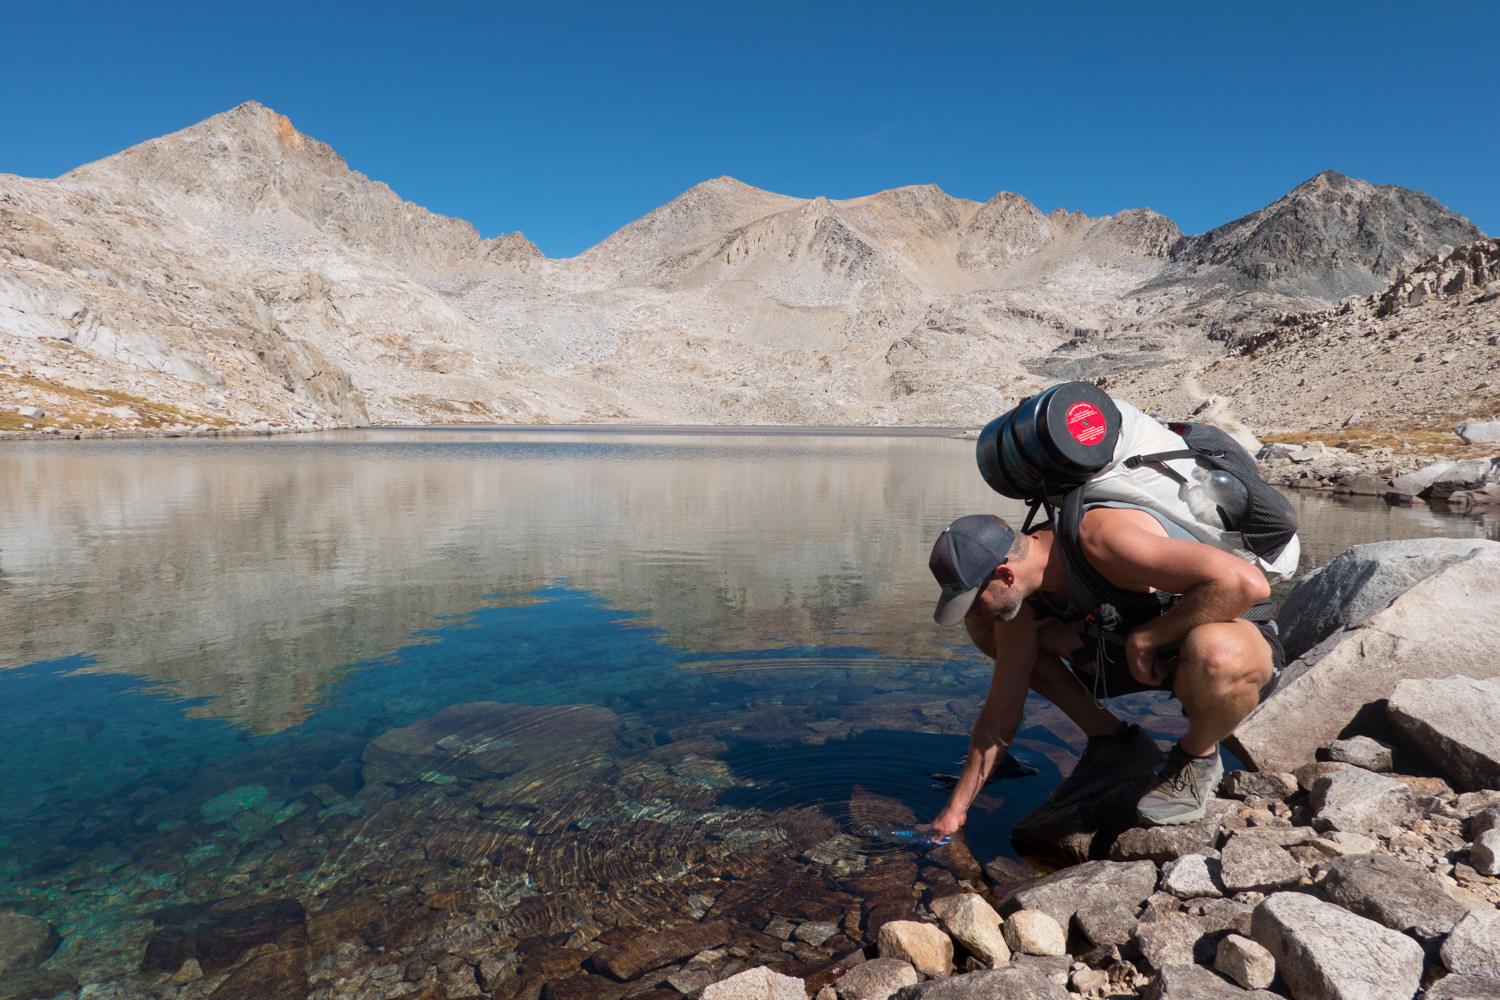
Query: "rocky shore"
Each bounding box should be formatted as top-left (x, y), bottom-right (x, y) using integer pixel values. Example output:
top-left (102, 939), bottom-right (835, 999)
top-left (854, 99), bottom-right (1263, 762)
top-left (1256, 440), bottom-right (1500, 513)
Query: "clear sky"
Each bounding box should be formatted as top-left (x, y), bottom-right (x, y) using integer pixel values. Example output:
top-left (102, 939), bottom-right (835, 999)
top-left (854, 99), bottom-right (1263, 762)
top-left (3, 0), bottom-right (1496, 258)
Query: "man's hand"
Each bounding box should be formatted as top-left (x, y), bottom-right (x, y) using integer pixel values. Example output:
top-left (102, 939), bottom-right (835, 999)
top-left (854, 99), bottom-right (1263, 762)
top-left (1126, 632), bottom-right (1172, 687)
top-left (929, 806), bottom-right (965, 839)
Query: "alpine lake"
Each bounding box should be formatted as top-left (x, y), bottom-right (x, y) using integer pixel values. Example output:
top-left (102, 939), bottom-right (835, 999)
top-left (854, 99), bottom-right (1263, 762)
top-left (1, 427), bottom-right (1495, 997)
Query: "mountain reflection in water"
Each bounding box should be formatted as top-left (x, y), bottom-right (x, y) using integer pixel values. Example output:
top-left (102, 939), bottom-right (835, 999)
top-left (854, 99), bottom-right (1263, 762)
top-left (0, 428), bottom-right (1493, 994)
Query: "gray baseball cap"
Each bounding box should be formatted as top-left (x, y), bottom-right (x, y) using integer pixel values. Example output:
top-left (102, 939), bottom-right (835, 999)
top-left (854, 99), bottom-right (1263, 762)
top-left (929, 514), bottom-right (1015, 626)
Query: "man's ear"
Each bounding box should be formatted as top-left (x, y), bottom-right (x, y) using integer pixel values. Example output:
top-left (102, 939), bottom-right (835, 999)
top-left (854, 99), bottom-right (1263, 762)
top-left (994, 564), bottom-right (1016, 587)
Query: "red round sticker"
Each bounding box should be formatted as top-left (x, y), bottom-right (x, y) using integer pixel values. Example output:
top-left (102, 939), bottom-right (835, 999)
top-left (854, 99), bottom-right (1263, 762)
top-left (1066, 402), bottom-right (1107, 446)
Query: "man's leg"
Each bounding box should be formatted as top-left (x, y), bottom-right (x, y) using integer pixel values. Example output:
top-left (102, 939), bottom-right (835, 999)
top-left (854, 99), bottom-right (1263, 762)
top-left (1030, 625), bottom-right (1162, 800)
top-left (1031, 619), bottom-right (1141, 738)
top-left (1138, 619), bottom-right (1274, 825)
top-left (1171, 620), bottom-right (1275, 757)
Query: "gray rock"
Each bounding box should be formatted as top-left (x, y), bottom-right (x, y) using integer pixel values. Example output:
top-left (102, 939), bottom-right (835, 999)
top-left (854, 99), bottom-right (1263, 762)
top-left (1144, 963), bottom-right (1280, 999)
top-left (1222, 826), bottom-right (1321, 848)
top-left (15, 406), bottom-right (44, 420)
top-left (1425, 974), bottom-right (1500, 999)
top-left (1135, 915), bottom-right (1214, 970)
top-left (1473, 829), bottom-right (1500, 876)
top-left (1318, 853), bottom-right (1470, 942)
top-left (1388, 463), bottom-right (1455, 496)
top-left (1191, 899), bottom-right (1256, 938)
top-left (1388, 676), bottom-right (1500, 791)
top-left (703, 967), bottom-right (807, 1000)
top-left (834, 958), bottom-right (920, 1000)
top-left (1295, 761), bottom-right (1353, 793)
top-left (1320, 830), bottom-right (1380, 854)
top-left (1002, 860), bottom-right (1159, 929)
top-left (1002, 910), bottom-right (1066, 958)
top-left (877, 920), bottom-right (952, 979)
top-left (1310, 769), bottom-right (1412, 834)
top-left (1473, 807), bottom-right (1500, 836)
top-left (0, 911), bottom-right (60, 977)
top-left (1464, 799), bottom-right (1500, 827)
top-left (1326, 736), bottom-right (1396, 771)
top-left (928, 894), bottom-right (1008, 968)
top-left (889, 966), bottom-right (1069, 1000)
top-left (1219, 836), bottom-right (1305, 894)
top-left (1233, 544), bottom-right (1500, 773)
top-left (1074, 901), bottom-right (1140, 947)
top-left (1427, 459), bottom-right (1500, 501)
top-left (1215, 934), bottom-right (1277, 991)
top-left (1007, 954), bottom-right (1071, 986)
top-left (1161, 853), bottom-right (1226, 899)
top-left (1111, 815), bottom-right (1226, 864)
top-left (1456, 421), bottom-right (1500, 445)
top-left (1220, 771), bottom-right (1299, 801)
top-left (1070, 967), bottom-right (1109, 996)
top-left (1252, 891), bottom-right (1423, 1000)
top-left (1441, 908), bottom-right (1500, 979)
top-left (1275, 538), bottom-right (1499, 660)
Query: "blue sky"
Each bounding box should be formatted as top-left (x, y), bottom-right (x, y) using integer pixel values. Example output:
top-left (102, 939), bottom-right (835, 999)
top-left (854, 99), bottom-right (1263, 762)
top-left (3, 1), bottom-right (1495, 258)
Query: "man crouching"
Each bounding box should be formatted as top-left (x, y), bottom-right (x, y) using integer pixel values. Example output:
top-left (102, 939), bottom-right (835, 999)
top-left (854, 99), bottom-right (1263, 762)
top-left (926, 509), bottom-right (1284, 836)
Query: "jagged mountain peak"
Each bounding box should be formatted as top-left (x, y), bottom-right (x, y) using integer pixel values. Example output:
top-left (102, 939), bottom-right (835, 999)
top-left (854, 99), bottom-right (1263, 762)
top-left (1169, 170), bottom-right (1486, 300)
top-left (57, 102), bottom-right (536, 272)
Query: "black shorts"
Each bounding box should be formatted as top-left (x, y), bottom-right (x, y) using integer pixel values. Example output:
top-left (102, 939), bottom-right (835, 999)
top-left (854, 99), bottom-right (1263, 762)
top-left (1064, 620), bottom-right (1286, 702)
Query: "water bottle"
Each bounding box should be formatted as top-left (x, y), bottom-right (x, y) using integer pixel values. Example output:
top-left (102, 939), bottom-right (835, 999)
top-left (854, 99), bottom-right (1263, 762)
top-left (1185, 468), bottom-right (1249, 529)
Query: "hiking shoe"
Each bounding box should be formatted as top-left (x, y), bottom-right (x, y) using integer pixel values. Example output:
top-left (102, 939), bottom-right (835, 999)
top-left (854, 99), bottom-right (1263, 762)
top-left (1048, 723), bottom-right (1162, 806)
top-left (1137, 744), bottom-right (1224, 826)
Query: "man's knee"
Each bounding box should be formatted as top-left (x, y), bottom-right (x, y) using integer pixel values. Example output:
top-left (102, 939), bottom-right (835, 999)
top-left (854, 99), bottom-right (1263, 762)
top-left (1179, 622), bottom-right (1272, 691)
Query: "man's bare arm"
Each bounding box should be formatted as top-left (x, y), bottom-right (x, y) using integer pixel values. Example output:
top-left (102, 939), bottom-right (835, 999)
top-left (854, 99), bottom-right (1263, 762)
top-left (1081, 508), bottom-right (1270, 685)
top-left (931, 617), bottom-right (1035, 836)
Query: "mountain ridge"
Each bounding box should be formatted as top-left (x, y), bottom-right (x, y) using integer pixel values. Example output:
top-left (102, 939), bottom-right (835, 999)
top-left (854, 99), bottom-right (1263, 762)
top-left (1, 101), bottom-right (1490, 434)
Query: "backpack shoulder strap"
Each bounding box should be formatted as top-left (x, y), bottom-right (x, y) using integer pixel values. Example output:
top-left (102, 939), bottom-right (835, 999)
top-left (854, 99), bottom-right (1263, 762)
top-left (1056, 488), bottom-right (1114, 615)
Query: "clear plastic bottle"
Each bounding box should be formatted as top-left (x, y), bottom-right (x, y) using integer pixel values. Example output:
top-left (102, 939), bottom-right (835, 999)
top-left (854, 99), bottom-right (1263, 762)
top-left (1185, 468), bottom-right (1249, 529)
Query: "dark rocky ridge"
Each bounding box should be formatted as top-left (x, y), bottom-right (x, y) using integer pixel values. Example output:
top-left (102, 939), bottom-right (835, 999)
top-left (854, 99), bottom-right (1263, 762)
top-left (1171, 170), bottom-right (1483, 296)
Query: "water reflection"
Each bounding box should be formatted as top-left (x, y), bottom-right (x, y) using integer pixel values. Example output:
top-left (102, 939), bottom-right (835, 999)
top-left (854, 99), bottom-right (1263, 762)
top-left (0, 430), bottom-right (1002, 732)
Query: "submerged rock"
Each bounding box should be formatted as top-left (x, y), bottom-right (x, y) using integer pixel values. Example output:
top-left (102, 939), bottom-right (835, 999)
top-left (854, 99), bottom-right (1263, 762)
top-left (589, 920), bottom-right (732, 981)
top-left (362, 701), bottom-right (622, 785)
top-left (141, 897), bottom-right (307, 975)
top-left (0, 911), bottom-right (60, 977)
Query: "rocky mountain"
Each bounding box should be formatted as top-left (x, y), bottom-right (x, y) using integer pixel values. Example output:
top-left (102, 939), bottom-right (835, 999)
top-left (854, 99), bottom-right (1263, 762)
top-left (1147, 171), bottom-right (1485, 329)
top-left (1103, 237), bottom-right (1500, 439)
top-left (0, 102), bottom-right (1489, 434)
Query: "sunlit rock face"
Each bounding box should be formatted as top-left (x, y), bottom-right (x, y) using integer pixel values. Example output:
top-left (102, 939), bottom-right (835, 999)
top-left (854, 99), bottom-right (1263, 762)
top-left (1, 102), bottom-right (1483, 433)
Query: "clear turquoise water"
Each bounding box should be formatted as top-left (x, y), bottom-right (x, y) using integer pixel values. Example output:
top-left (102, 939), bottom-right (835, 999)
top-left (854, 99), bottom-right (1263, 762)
top-left (0, 428), bottom-right (1492, 987)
